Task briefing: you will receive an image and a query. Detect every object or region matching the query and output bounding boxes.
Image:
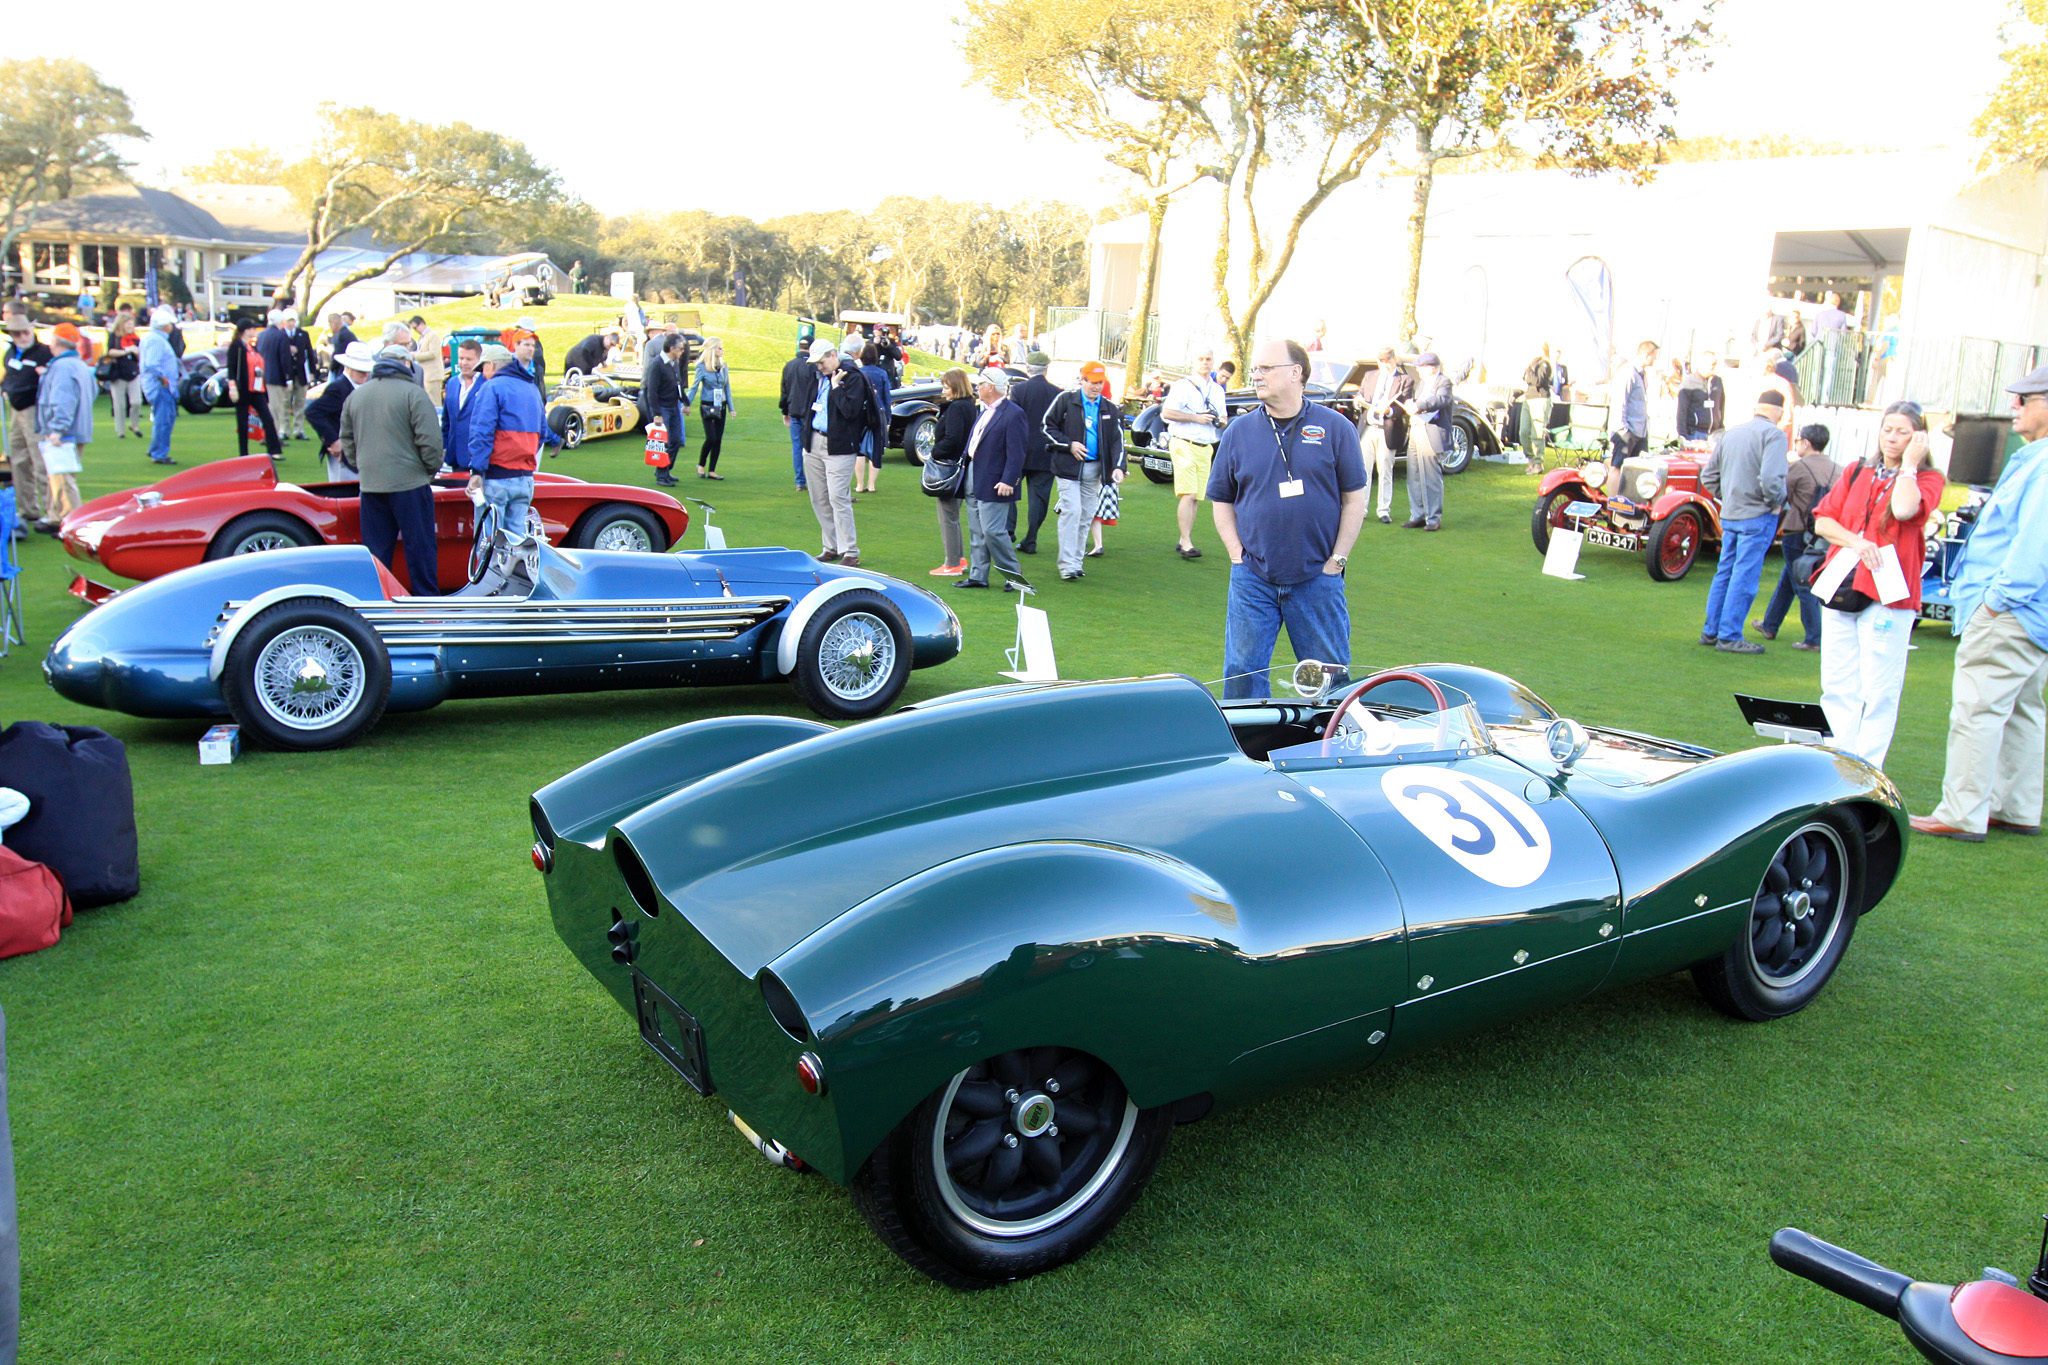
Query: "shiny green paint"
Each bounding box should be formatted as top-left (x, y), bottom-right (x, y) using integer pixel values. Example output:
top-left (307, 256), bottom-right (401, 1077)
top-left (532, 670), bottom-right (1908, 1189)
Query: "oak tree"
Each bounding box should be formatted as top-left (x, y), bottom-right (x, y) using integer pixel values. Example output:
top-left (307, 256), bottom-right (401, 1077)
top-left (1974, 0), bottom-right (2048, 168)
top-left (0, 58), bottom-right (146, 271)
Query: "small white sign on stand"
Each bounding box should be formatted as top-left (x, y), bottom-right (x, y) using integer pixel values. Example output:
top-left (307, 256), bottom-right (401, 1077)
top-left (1000, 602), bottom-right (1059, 682)
top-left (609, 271), bottom-right (635, 300)
top-left (1541, 499), bottom-right (1600, 581)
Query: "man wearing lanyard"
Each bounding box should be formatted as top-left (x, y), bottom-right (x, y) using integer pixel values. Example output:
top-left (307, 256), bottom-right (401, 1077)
top-left (1042, 360), bottom-right (1127, 581)
top-left (1208, 338), bottom-right (1368, 699)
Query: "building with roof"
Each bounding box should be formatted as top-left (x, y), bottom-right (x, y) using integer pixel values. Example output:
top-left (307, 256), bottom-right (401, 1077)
top-left (6, 182), bottom-right (303, 307)
top-left (211, 247), bottom-right (563, 322)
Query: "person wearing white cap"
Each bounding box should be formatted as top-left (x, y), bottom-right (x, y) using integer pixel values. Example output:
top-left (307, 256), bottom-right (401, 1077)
top-left (1913, 362), bottom-right (2048, 842)
top-left (798, 337), bottom-right (878, 565)
top-left (306, 342), bottom-right (379, 481)
top-left (954, 367), bottom-right (1029, 590)
top-left (139, 306), bottom-right (184, 465)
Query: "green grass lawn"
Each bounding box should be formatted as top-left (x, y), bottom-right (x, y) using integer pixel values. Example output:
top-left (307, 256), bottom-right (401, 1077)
top-left (2, 374), bottom-right (2041, 1364)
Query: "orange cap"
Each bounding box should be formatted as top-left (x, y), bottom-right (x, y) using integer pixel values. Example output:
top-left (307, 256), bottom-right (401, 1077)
top-left (51, 323), bottom-right (82, 344)
top-left (1079, 361), bottom-right (1106, 382)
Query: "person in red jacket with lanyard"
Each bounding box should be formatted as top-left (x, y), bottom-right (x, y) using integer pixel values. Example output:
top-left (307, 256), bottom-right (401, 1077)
top-left (1809, 400), bottom-right (1946, 767)
top-left (464, 337), bottom-right (560, 540)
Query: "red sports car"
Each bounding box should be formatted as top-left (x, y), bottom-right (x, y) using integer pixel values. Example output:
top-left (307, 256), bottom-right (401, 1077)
top-left (61, 457), bottom-right (689, 594)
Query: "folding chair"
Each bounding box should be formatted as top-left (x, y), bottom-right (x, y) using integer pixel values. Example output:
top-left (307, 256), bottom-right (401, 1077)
top-left (0, 487), bottom-right (23, 655)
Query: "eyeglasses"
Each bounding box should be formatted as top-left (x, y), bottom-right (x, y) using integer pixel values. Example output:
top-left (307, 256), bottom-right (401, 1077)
top-left (1248, 363), bottom-right (1300, 379)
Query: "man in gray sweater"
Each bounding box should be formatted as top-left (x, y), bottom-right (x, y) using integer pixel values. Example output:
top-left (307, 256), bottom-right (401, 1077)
top-left (1698, 391), bottom-right (1790, 653)
top-left (341, 346), bottom-right (446, 594)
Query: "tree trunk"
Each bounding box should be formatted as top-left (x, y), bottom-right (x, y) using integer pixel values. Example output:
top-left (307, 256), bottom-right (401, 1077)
top-left (1121, 191), bottom-right (1169, 393)
top-left (1398, 122), bottom-right (1438, 349)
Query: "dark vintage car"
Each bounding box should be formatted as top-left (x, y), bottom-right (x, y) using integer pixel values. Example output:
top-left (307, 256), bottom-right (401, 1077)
top-left (1531, 443), bottom-right (1724, 581)
top-left (46, 528), bottom-right (964, 750)
top-left (888, 366), bottom-right (1029, 465)
top-left (1126, 358), bottom-right (1502, 485)
top-left (176, 344), bottom-right (231, 414)
top-left (532, 660), bottom-right (1907, 1288)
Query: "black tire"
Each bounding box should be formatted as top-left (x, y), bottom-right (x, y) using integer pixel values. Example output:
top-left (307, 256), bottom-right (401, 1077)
top-left (903, 414), bottom-right (937, 467)
top-left (571, 502), bottom-right (668, 553)
top-left (204, 511), bottom-right (320, 561)
top-left (1692, 815), bottom-right (1862, 1021)
top-left (1443, 419), bottom-right (1478, 475)
top-left (848, 1048), bottom-right (1174, 1288)
top-left (179, 372), bottom-right (216, 415)
top-left (1646, 506), bottom-right (1705, 582)
top-left (548, 407), bottom-right (585, 449)
top-left (788, 589), bottom-right (914, 720)
top-left (1531, 490), bottom-right (1574, 555)
top-left (220, 598), bottom-right (391, 751)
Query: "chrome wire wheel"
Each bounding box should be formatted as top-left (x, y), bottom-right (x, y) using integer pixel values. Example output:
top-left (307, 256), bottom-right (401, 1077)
top-left (232, 530), bottom-right (301, 555)
top-left (817, 611), bottom-right (896, 702)
top-left (253, 625), bottom-right (366, 731)
top-left (931, 1049), bottom-right (1139, 1238)
top-left (591, 519), bottom-right (653, 552)
top-left (1747, 821), bottom-right (1849, 988)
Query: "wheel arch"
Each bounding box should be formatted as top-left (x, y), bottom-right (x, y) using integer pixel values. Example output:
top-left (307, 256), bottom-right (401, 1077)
top-left (1650, 490), bottom-right (1721, 535)
top-left (563, 495), bottom-right (688, 549)
top-left (774, 578), bottom-right (877, 676)
top-left (207, 583), bottom-right (369, 681)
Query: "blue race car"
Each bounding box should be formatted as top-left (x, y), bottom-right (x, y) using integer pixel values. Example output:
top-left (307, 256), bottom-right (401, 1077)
top-left (45, 528), bottom-right (963, 750)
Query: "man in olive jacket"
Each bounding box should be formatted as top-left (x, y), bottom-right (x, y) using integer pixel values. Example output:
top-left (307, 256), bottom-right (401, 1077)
top-left (341, 346), bottom-right (446, 594)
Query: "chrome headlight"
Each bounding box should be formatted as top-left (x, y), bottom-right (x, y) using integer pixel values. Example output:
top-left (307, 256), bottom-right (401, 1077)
top-left (1634, 470), bottom-right (1662, 500)
top-left (1581, 460), bottom-right (1608, 485)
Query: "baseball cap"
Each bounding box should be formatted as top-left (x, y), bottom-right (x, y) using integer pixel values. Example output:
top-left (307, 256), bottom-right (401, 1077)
top-left (478, 343), bottom-right (514, 365)
top-left (808, 339), bottom-right (836, 362)
top-left (978, 367), bottom-right (1012, 394)
top-left (1078, 361), bottom-right (1107, 382)
top-left (51, 323), bottom-right (82, 347)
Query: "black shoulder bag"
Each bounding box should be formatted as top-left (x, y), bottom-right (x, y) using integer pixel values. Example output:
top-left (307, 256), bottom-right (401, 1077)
top-left (1810, 463), bottom-right (1877, 613)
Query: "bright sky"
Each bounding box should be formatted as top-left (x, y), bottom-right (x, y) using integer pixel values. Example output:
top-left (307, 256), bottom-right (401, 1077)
top-left (16, 0), bottom-right (2017, 223)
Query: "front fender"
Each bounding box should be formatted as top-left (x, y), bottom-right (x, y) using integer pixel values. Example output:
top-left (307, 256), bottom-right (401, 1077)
top-left (1538, 468), bottom-right (1598, 499)
top-left (1650, 490), bottom-right (1721, 535)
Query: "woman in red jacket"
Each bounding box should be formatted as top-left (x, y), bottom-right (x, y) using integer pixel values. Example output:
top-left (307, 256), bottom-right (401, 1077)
top-left (1809, 400), bottom-right (1946, 767)
top-left (223, 318), bottom-right (283, 459)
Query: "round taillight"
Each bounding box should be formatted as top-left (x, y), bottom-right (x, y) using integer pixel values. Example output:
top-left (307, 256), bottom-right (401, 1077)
top-left (530, 841), bottom-right (552, 873)
top-left (796, 1052), bottom-right (825, 1096)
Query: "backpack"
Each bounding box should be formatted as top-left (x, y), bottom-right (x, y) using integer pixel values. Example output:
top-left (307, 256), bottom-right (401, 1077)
top-left (0, 723), bottom-right (140, 907)
top-left (0, 847), bottom-right (70, 961)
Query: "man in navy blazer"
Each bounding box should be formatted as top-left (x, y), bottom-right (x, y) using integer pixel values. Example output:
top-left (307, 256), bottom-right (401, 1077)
top-left (956, 367), bottom-right (1029, 591)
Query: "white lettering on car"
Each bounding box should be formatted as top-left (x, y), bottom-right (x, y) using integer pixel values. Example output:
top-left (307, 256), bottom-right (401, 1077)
top-left (1380, 768), bottom-right (1553, 888)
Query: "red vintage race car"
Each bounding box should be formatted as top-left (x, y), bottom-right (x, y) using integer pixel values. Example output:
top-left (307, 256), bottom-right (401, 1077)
top-left (1530, 443), bottom-right (1723, 581)
top-left (60, 456), bottom-right (689, 594)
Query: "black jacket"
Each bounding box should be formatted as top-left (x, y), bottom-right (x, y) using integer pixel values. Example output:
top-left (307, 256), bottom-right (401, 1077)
top-left (644, 353), bottom-right (682, 407)
top-left (778, 354), bottom-right (815, 419)
top-left (305, 374), bottom-right (356, 447)
top-left (563, 334), bottom-right (607, 376)
top-left (931, 396), bottom-right (975, 462)
top-left (256, 326), bottom-right (294, 389)
top-left (1041, 387), bottom-right (1126, 481)
top-left (286, 327), bottom-right (314, 383)
top-left (817, 367), bottom-right (879, 456)
top-left (3, 340), bottom-right (51, 411)
top-left (1009, 374), bottom-right (1060, 473)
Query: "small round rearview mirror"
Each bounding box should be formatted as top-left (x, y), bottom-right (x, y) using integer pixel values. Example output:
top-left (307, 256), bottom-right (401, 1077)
top-left (1546, 718), bottom-right (1591, 768)
top-left (1292, 659), bottom-right (1329, 699)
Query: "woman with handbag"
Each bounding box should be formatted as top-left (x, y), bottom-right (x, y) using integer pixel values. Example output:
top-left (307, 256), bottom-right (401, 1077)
top-left (1809, 401), bottom-right (1946, 766)
top-left (105, 314), bottom-right (144, 438)
top-left (924, 368), bottom-right (975, 576)
top-left (687, 337), bottom-right (735, 480)
top-left (223, 318), bottom-right (283, 459)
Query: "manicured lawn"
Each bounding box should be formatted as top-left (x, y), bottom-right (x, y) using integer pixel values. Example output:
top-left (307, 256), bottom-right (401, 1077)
top-left (2, 367), bottom-right (2040, 1364)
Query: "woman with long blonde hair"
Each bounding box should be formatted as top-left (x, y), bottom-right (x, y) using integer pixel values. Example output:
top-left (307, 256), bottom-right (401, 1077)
top-left (687, 336), bottom-right (735, 479)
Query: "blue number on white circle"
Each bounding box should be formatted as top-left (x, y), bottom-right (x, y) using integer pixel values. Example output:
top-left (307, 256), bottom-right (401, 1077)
top-left (1380, 769), bottom-right (1552, 887)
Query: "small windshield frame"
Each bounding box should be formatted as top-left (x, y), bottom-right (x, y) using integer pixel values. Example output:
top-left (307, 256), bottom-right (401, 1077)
top-left (1268, 700), bottom-right (1495, 771)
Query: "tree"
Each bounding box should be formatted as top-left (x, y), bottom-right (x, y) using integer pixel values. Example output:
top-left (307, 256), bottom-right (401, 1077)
top-left (182, 147), bottom-right (286, 184)
top-left (963, 1), bottom-right (1225, 387)
top-left (271, 105), bottom-right (564, 318)
top-left (1975, 0), bottom-right (2048, 168)
top-left (1306, 0), bottom-right (1713, 344)
top-left (0, 58), bottom-right (145, 272)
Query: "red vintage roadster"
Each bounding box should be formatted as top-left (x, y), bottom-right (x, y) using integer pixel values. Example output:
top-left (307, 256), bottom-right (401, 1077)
top-left (60, 457), bottom-right (689, 594)
top-left (1530, 442), bottom-right (1723, 581)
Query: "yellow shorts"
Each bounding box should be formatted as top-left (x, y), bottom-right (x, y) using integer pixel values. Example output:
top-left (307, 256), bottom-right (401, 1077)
top-left (1169, 437), bottom-right (1216, 499)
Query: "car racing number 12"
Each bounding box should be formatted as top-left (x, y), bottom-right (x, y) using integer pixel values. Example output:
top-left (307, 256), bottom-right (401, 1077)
top-left (1380, 769), bottom-right (1552, 888)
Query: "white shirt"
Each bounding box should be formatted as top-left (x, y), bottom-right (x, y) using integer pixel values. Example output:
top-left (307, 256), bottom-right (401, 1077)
top-left (1164, 374), bottom-right (1227, 444)
top-left (1368, 367), bottom-right (1397, 423)
top-left (966, 398), bottom-right (1001, 459)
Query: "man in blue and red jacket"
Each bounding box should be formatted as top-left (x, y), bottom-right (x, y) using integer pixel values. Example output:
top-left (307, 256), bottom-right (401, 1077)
top-left (465, 337), bottom-right (559, 539)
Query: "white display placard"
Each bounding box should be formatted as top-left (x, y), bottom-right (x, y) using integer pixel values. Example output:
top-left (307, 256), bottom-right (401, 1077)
top-left (609, 272), bottom-right (635, 301)
top-left (1000, 603), bottom-right (1058, 682)
top-left (1541, 527), bottom-right (1586, 580)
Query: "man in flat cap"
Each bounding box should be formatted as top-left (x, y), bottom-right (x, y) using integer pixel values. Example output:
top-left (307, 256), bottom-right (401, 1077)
top-left (1698, 390), bottom-right (1790, 654)
top-left (1912, 363), bottom-right (2048, 841)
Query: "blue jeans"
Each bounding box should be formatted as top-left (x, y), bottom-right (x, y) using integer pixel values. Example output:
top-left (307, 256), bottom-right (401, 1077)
top-left (484, 474), bottom-right (534, 541)
top-left (1760, 540), bottom-right (1823, 645)
top-left (789, 418), bottom-right (807, 488)
top-left (361, 485), bottom-right (440, 595)
top-left (1223, 565), bottom-right (1351, 699)
top-left (1702, 513), bottom-right (1779, 642)
top-left (146, 387), bottom-right (178, 462)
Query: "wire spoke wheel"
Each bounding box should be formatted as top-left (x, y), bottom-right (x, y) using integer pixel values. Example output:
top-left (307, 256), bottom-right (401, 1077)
top-left (254, 625), bottom-right (366, 731)
top-left (233, 530), bottom-right (301, 555)
top-left (817, 611), bottom-right (896, 702)
top-left (592, 519), bottom-right (653, 552)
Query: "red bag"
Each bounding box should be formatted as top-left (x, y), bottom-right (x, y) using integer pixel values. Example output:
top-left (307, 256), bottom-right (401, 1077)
top-left (245, 406), bottom-right (264, 442)
top-left (0, 846), bottom-right (71, 960)
top-left (644, 420), bottom-right (669, 467)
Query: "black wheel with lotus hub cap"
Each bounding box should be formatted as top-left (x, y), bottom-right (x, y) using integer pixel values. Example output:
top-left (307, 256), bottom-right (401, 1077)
top-left (1693, 816), bottom-right (1861, 1021)
top-left (850, 1046), bottom-right (1173, 1287)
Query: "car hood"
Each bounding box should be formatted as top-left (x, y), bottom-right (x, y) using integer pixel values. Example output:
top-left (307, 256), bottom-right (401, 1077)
top-left (1491, 721), bottom-right (1714, 788)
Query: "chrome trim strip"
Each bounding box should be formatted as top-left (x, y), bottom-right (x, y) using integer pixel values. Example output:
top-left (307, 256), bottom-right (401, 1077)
top-left (1396, 932), bottom-right (1618, 1008)
top-left (223, 595), bottom-right (791, 613)
top-left (1620, 898), bottom-right (1748, 940)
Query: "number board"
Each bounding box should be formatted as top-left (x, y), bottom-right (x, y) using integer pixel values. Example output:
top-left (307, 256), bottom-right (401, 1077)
top-left (1379, 769), bottom-right (1552, 888)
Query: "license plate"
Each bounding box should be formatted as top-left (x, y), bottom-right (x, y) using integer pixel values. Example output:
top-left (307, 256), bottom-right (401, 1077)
top-left (1586, 526), bottom-right (1643, 552)
top-left (1922, 603), bottom-right (1952, 621)
top-left (1143, 455), bottom-right (1171, 471)
top-left (632, 969), bottom-right (713, 1095)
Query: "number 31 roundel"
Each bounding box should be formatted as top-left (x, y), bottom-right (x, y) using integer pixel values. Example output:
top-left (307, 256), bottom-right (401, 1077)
top-left (1380, 769), bottom-right (1552, 888)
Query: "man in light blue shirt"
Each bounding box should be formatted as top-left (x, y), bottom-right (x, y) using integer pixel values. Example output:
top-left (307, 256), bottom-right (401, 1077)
top-left (1914, 363), bottom-right (2048, 841)
top-left (138, 306), bottom-right (182, 465)
top-left (1610, 339), bottom-right (1657, 466)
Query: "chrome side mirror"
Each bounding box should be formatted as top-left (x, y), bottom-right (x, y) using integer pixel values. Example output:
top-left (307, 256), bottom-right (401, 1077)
top-left (1292, 659), bottom-right (1333, 699)
top-left (1545, 718), bottom-right (1590, 769)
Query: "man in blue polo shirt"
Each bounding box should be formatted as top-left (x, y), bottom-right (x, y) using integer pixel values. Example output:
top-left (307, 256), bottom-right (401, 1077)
top-left (1208, 337), bottom-right (1368, 698)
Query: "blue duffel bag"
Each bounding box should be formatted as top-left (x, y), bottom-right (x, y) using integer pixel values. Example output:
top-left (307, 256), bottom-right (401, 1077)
top-left (0, 722), bottom-right (139, 907)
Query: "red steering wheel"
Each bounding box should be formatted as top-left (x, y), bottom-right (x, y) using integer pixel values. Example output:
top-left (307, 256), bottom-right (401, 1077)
top-left (1321, 670), bottom-right (1450, 740)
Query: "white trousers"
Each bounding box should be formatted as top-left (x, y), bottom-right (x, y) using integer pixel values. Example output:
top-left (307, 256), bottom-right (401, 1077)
top-left (1055, 469), bottom-right (1102, 576)
top-left (1362, 426), bottom-right (1396, 516)
top-left (1819, 604), bottom-right (1915, 769)
top-left (1931, 606), bottom-right (2048, 832)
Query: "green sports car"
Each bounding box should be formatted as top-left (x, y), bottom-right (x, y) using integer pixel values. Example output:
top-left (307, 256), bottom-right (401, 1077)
top-left (530, 662), bottom-right (1908, 1287)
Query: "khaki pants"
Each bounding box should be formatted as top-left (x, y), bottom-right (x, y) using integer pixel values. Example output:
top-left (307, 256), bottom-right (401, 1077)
top-left (4, 408), bottom-right (45, 522)
top-left (42, 442), bottom-right (81, 525)
top-left (1363, 425), bottom-right (1396, 516)
top-left (804, 433), bottom-right (858, 559)
top-left (1931, 606), bottom-right (2048, 832)
top-left (281, 380), bottom-right (310, 435)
